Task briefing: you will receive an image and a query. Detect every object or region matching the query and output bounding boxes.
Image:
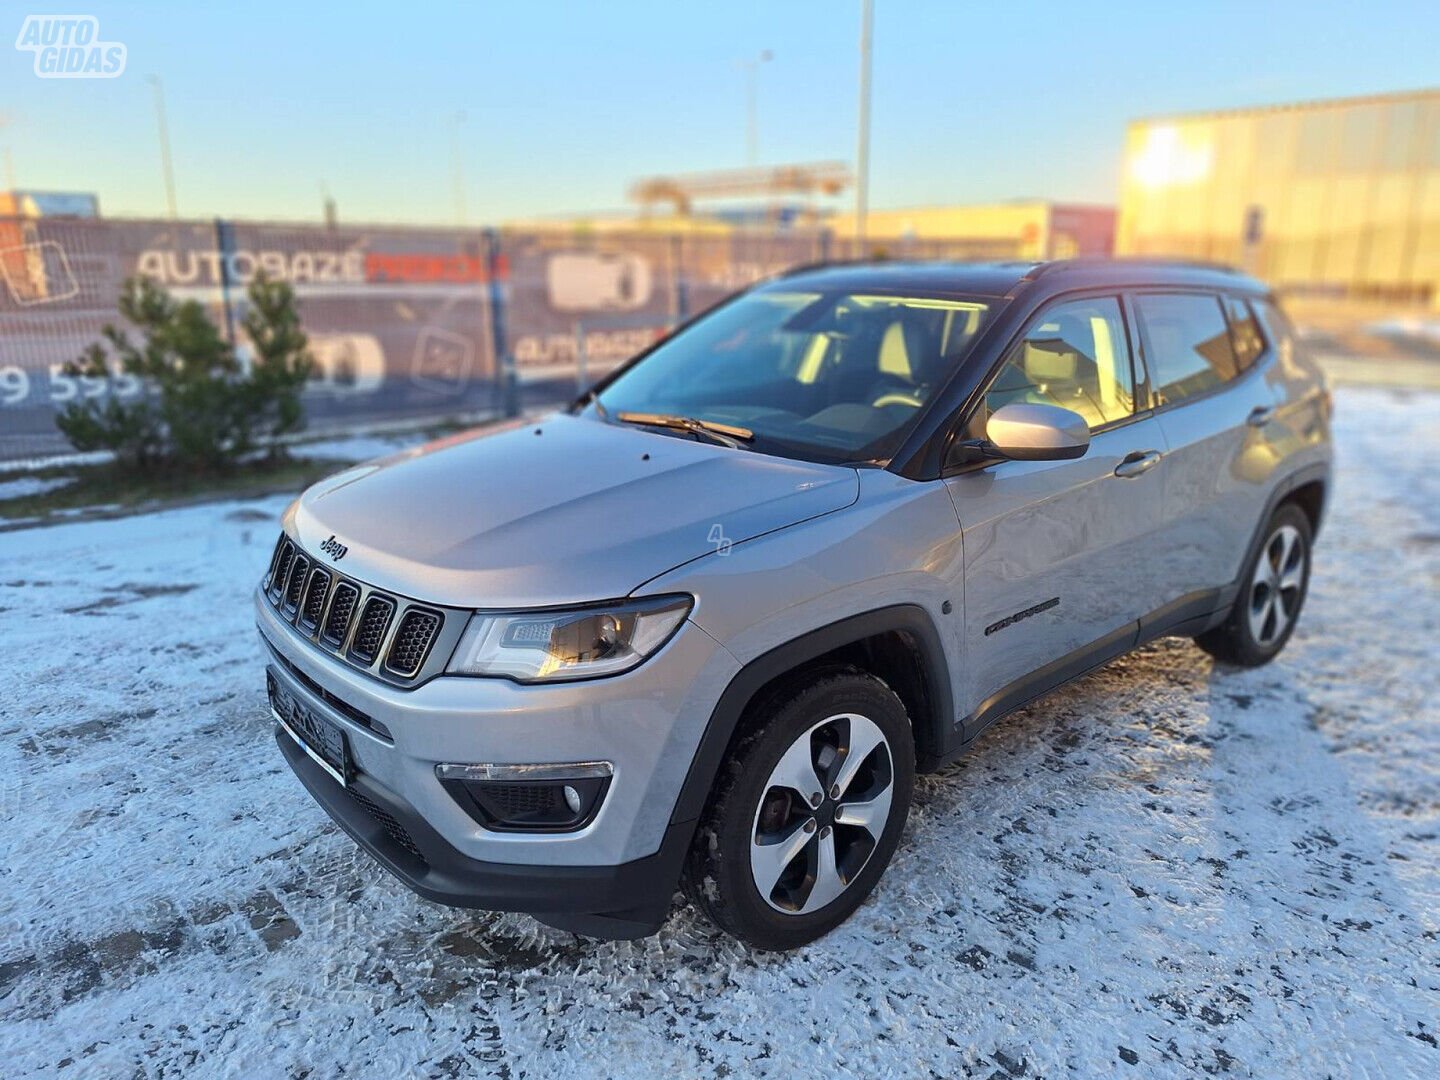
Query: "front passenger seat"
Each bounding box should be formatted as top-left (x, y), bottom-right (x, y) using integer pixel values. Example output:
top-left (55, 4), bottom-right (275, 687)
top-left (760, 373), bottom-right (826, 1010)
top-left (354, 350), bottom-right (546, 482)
top-left (1020, 323), bottom-right (1101, 422)
top-left (1021, 336), bottom-right (1077, 407)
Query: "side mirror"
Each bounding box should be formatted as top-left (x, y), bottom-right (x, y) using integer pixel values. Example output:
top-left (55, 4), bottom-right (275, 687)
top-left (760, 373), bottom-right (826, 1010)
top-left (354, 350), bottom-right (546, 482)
top-left (984, 402), bottom-right (1090, 461)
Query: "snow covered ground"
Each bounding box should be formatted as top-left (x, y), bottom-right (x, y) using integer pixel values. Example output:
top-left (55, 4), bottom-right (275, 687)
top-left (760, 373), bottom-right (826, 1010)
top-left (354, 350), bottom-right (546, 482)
top-left (1, 387), bottom-right (1437, 1078)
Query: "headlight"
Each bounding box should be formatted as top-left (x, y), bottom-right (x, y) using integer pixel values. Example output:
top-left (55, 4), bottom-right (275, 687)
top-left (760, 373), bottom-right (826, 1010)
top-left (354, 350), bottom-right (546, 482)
top-left (446, 595), bottom-right (691, 682)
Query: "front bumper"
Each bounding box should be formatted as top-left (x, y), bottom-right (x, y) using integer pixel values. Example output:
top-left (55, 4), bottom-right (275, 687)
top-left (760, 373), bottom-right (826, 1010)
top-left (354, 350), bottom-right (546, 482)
top-left (275, 725), bottom-right (690, 937)
top-left (256, 585), bottom-right (739, 934)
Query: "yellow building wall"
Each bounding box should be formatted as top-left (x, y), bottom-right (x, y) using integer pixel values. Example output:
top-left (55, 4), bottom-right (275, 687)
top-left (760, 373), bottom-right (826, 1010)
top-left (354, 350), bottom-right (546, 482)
top-left (1117, 89), bottom-right (1440, 299)
top-left (829, 201), bottom-right (1115, 260)
top-left (831, 201), bottom-right (1050, 254)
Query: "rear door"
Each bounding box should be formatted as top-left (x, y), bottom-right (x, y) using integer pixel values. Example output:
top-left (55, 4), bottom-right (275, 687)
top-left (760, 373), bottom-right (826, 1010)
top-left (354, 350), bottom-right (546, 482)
top-left (944, 293), bottom-right (1170, 721)
top-left (1129, 291), bottom-right (1285, 606)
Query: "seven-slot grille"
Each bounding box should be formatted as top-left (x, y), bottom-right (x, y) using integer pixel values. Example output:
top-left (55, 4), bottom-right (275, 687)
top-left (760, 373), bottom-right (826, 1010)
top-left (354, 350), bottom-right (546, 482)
top-left (260, 533), bottom-right (445, 683)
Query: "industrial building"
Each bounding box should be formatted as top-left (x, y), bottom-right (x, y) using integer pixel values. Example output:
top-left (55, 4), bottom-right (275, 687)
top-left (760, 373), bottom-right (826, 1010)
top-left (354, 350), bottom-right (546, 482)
top-left (828, 200), bottom-right (1115, 260)
top-left (1117, 88), bottom-right (1440, 303)
top-left (511, 193), bottom-right (1116, 263)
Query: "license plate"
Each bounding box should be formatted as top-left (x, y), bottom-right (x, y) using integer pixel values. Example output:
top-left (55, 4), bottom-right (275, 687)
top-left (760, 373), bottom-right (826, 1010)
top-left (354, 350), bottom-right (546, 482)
top-left (269, 669), bottom-right (350, 785)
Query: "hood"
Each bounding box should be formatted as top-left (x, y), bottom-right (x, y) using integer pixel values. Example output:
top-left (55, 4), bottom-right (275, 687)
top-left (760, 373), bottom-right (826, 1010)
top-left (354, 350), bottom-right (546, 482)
top-left (288, 413), bottom-right (859, 608)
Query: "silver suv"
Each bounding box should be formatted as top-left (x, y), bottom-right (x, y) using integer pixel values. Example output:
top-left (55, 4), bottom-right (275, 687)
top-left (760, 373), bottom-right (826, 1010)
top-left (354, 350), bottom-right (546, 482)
top-left (257, 260), bottom-right (1331, 950)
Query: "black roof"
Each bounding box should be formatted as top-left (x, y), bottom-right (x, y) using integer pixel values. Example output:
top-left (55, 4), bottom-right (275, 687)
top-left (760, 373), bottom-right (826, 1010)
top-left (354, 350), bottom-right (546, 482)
top-left (768, 258), bottom-right (1267, 298)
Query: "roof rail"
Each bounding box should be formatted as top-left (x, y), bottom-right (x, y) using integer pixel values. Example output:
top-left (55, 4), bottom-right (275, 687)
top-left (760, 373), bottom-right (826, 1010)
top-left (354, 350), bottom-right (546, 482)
top-left (1024, 256), bottom-right (1245, 281)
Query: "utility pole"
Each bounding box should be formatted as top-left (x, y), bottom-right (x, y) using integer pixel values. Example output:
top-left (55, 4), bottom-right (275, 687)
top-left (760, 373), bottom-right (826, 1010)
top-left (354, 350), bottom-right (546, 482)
top-left (855, 0), bottom-right (874, 253)
top-left (450, 110), bottom-right (468, 227)
top-left (738, 51), bottom-right (772, 167)
top-left (146, 76), bottom-right (178, 219)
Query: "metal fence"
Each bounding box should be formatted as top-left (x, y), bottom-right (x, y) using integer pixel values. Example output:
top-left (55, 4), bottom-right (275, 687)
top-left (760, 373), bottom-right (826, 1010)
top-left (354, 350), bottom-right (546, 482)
top-left (0, 215), bottom-right (1010, 464)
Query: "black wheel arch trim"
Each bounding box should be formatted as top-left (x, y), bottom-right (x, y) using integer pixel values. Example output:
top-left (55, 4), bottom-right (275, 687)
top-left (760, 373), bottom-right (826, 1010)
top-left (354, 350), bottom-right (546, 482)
top-left (1235, 462), bottom-right (1329, 588)
top-left (669, 604), bottom-right (954, 827)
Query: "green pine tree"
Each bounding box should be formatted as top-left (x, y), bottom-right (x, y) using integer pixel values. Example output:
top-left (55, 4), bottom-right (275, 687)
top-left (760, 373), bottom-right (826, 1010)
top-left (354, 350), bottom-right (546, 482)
top-left (56, 275), bottom-right (315, 472)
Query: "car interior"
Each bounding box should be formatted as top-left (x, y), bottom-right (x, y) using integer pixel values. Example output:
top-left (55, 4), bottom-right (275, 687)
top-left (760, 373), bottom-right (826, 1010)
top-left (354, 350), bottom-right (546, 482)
top-left (982, 304), bottom-right (1134, 431)
top-left (600, 291), bottom-right (993, 457)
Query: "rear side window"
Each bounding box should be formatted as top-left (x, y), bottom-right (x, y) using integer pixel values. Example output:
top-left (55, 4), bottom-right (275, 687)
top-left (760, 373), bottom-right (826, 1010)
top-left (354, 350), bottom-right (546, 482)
top-left (1252, 298), bottom-right (1296, 366)
top-left (1133, 293), bottom-right (1239, 406)
top-left (1224, 297), bottom-right (1265, 371)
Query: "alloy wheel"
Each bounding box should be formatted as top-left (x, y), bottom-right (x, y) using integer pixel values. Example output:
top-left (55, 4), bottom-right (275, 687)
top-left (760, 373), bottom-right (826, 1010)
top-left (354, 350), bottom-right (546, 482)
top-left (1248, 523), bottom-right (1305, 647)
top-left (749, 713), bottom-right (894, 915)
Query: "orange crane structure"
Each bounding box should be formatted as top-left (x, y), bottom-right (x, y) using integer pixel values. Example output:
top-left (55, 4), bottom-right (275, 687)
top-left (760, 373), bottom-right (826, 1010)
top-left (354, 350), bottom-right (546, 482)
top-left (627, 162), bottom-right (851, 222)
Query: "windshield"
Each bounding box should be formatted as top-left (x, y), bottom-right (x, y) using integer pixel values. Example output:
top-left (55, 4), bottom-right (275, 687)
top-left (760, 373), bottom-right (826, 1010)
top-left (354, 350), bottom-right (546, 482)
top-left (592, 287), bottom-right (995, 463)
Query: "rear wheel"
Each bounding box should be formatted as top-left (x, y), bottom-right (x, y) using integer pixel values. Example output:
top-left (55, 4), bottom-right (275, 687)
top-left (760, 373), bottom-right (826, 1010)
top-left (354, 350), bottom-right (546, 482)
top-left (683, 667), bottom-right (914, 950)
top-left (1197, 503), bottom-right (1312, 667)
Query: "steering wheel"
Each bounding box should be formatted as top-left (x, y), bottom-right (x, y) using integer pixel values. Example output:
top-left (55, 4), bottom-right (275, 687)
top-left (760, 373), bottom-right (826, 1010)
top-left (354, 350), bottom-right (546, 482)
top-left (867, 374), bottom-right (924, 409)
top-left (872, 391), bottom-right (924, 408)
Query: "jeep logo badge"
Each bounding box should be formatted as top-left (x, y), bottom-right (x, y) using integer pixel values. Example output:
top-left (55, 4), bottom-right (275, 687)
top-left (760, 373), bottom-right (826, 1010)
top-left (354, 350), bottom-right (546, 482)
top-left (319, 534), bottom-right (348, 561)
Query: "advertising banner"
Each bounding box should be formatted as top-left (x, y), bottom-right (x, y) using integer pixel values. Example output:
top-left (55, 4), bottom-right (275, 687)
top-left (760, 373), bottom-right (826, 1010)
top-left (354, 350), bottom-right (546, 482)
top-left (0, 216), bottom-right (501, 461)
top-left (0, 216), bottom-right (979, 463)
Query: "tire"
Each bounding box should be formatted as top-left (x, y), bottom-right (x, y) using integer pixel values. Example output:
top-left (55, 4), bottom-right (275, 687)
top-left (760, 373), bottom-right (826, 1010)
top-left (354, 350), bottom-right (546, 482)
top-left (682, 666), bottom-right (915, 950)
top-left (1196, 503), bottom-right (1313, 667)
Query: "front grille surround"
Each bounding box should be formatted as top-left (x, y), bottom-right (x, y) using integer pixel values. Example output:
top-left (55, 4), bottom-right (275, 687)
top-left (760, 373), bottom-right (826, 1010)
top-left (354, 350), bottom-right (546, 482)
top-left (260, 531), bottom-right (464, 687)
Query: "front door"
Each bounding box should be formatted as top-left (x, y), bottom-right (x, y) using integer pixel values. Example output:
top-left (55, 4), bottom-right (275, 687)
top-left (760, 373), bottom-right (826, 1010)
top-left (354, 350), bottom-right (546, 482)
top-left (943, 294), bottom-right (1170, 724)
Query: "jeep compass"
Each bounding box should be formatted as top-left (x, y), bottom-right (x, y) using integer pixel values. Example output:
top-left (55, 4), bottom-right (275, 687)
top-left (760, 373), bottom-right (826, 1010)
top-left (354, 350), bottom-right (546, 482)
top-left (257, 259), bottom-right (1331, 949)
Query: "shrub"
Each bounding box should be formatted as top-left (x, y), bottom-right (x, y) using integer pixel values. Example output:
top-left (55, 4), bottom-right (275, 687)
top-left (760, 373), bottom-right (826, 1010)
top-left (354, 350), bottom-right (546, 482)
top-left (56, 275), bottom-right (314, 471)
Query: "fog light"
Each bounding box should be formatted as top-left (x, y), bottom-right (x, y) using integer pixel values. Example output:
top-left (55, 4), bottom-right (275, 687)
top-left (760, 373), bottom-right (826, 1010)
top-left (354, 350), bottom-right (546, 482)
top-left (435, 762), bottom-right (612, 832)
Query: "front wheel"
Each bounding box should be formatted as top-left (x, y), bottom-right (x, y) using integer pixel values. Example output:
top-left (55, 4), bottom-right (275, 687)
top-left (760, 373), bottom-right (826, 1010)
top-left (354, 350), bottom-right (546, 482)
top-left (1197, 503), bottom-right (1313, 667)
top-left (683, 667), bottom-right (915, 950)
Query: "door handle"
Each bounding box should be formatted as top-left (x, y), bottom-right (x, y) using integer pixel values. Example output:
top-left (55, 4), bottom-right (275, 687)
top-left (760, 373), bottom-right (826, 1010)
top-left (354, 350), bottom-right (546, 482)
top-left (1247, 405), bottom-right (1276, 427)
top-left (1114, 450), bottom-right (1162, 479)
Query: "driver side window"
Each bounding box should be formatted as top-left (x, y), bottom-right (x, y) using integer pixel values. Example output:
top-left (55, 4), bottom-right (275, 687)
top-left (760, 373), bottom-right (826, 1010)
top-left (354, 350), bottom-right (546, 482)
top-left (984, 296), bottom-right (1135, 431)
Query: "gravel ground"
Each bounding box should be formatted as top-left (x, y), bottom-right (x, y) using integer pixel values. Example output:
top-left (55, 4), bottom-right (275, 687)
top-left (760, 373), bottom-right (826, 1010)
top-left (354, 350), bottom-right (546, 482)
top-left (1, 386), bottom-right (1437, 1079)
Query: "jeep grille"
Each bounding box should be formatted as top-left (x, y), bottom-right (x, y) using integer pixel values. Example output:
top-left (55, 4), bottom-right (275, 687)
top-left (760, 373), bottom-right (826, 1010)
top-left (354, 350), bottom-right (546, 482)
top-left (259, 531), bottom-right (451, 685)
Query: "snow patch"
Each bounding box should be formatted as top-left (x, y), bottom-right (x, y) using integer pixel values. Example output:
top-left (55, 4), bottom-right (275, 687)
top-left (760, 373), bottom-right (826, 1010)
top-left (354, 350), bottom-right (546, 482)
top-left (0, 389), bottom-right (1436, 1077)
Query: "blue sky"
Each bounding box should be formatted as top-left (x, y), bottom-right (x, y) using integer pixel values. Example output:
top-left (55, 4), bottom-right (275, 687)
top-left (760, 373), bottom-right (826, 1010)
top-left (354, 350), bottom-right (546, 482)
top-left (2, 0), bottom-right (1437, 225)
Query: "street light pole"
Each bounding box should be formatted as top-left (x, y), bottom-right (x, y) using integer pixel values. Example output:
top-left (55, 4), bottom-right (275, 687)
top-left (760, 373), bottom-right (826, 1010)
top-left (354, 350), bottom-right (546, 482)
top-left (146, 75), bottom-right (178, 219)
top-left (450, 110), bottom-right (468, 227)
top-left (855, 0), bottom-right (873, 253)
top-left (739, 50), bottom-right (772, 167)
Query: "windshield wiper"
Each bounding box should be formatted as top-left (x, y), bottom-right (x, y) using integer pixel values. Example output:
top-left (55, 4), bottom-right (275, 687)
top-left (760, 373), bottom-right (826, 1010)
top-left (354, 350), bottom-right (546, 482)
top-left (614, 411), bottom-right (754, 449)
